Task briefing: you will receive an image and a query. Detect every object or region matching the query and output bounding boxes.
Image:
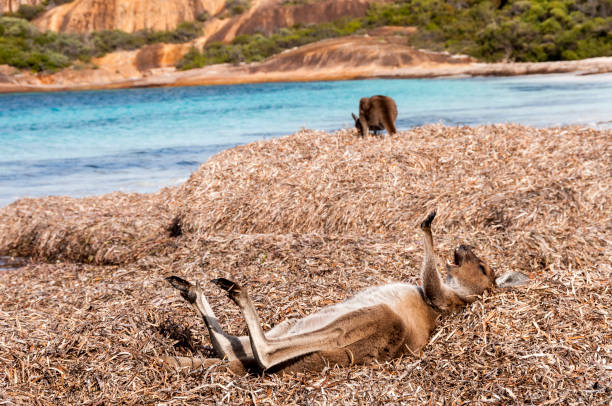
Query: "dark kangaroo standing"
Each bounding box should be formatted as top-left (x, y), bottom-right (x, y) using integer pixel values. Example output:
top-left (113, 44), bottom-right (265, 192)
top-left (352, 95), bottom-right (398, 137)
top-left (163, 211), bottom-right (526, 374)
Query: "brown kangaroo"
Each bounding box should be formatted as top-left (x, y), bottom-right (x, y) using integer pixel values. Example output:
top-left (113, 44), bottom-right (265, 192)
top-left (163, 211), bottom-right (525, 374)
top-left (352, 95), bottom-right (398, 136)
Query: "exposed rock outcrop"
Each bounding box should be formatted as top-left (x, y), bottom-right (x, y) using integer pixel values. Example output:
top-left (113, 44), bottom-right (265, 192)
top-left (31, 0), bottom-right (384, 41)
top-left (250, 34), bottom-right (474, 73)
top-left (206, 0), bottom-right (380, 43)
top-left (33, 0), bottom-right (225, 33)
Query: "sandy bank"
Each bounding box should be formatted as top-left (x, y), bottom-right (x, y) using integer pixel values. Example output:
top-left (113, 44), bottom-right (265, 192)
top-left (0, 124), bottom-right (610, 403)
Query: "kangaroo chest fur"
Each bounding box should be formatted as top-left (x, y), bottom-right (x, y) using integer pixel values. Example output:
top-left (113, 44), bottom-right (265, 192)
top-left (267, 283), bottom-right (439, 341)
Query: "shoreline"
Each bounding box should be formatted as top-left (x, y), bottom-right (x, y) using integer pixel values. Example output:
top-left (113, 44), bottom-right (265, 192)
top-left (2, 56), bottom-right (611, 94)
top-left (3, 70), bottom-right (612, 207)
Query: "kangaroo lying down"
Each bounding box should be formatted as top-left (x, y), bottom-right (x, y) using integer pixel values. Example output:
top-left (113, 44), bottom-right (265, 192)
top-left (164, 211), bottom-right (526, 374)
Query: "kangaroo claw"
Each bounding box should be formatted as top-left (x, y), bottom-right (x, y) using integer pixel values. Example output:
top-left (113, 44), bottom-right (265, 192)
top-left (166, 276), bottom-right (192, 292)
top-left (212, 278), bottom-right (244, 303)
top-left (166, 276), bottom-right (198, 303)
top-left (420, 210), bottom-right (437, 229)
top-left (211, 277), bottom-right (239, 291)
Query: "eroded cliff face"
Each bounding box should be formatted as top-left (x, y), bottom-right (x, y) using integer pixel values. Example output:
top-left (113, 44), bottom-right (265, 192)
top-left (0, 0), bottom-right (44, 14)
top-left (33, 0), bottom-right (225, 33)
top-left (207, 0), bottom-right (379, 43)
top-left (31, 0), bottom-right (383, 42)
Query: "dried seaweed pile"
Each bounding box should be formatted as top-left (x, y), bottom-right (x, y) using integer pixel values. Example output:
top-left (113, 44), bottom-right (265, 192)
top-left (173, 124), bottom-right (611, 275)
top-left (0, 190), bottom-right (176, 264)
top-left (1, 235), bottom-right (610, 404)
top-left (1, 124), bottom-right (610, 274)
top-left (0, 125), bottom-right (610, 404)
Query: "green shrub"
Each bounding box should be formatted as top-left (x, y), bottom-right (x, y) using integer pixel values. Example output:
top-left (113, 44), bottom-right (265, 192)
top-left (224, 0), bottom-right (250, 16)
top-left (0, 16), bottom-right (202, 72)
top-left (91, 30), bottom-right (146, 54)
top-left (169, 21), bottom-right (202, 42)
top-left (0, 16), bottom-right (39, 37)
top-left (196, 11), bottom-right (209, 22)
top-left (361, 0), bottom-right (612, 63)
top-left (15, 4), bottom-right (46, 21)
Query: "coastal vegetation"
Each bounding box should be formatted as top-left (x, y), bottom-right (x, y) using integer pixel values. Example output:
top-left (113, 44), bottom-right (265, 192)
top-left (177, 19), bottom-right (362, 69)
top-left (221, 0), bottom-right (251, 17)
top-left (7, 4), bottom-right (46, 21)
top-left (0, 17), bottom-right (202, 71)
top-left (179, 0), bottom-right (612, 69)
top-left (1, 0), bottom-right (610, 72)
top-left (366, 0), bottom-right (612, 62)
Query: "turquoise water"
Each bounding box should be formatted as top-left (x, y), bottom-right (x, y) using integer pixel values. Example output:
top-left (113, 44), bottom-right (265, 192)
top-left (1, 73), bottom-right (611, 207)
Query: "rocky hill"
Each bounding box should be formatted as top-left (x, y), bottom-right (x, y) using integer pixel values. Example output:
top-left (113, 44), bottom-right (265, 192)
top-left (32, 0), bottom-right (380, 40)
top-left (33, 0), bottom-right (225, 33)
top-left (0, 29), bottom-right (479, 92)
top-left (1, 0), bottom-right (611, 92)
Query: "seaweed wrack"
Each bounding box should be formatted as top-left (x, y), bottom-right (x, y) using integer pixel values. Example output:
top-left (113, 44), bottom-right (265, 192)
top-left (0, 124), bottom-right (610, 404)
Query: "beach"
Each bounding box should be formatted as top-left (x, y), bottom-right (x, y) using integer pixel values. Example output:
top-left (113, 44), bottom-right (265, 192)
top-left (0, 124), bottom-right (610, 404)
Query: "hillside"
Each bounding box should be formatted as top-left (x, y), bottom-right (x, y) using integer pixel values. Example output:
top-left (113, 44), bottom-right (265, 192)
top-left (1, 0), bottom-right (612, 91)
top-left (3, 29), bottom-right (612, 93)
top-left (31, 0), bottom-right (378, 36)
top-left (33, 0), bottom-right (225, 33)
top-left (0, 125), bottom-right (610, 403)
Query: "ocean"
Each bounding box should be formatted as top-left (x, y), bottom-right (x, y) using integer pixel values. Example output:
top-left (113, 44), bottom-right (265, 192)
top-left (1, 73), bottom-right (611, 207)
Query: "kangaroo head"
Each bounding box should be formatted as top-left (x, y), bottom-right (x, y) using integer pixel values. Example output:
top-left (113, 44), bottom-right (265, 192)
top-left (445, 245), bottom-right (496, 300)
top-left (352, 113), bottom-right (362, 132)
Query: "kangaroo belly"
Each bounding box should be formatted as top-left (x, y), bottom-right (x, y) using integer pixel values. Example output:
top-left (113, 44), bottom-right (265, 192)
top-left (273, 299), bottom-right (412, 373)
top-left (268, 284), bottom-right (431, 339)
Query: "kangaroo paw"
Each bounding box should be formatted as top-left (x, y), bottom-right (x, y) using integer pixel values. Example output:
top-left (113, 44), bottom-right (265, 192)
top-left (420, 210), bottom-right (437, 230)
top-left (211, 278), bottom-right (243, 303)
top-left (166, 276), bottom-right (196, 303)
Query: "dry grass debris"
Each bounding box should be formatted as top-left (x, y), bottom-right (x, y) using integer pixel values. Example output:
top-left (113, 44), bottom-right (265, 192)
top-left (0, 191), bottom-right (176, 264)
top-left (0, 124), bottom-right (610, 404)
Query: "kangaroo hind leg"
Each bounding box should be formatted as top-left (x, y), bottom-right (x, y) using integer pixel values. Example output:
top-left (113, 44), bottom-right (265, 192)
top-left (382, 111), bottom-right (397, 135)
top-left (213, 278), bottom-right (405, 371)
top-left (165, 276), bottom-right (253, 363)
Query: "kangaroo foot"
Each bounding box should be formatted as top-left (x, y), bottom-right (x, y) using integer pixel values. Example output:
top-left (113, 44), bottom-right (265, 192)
top-left (166, 276), bottom-right (196, 303)
top-left (420, 210), bottom-right (437, 230)
top-left (211, 278), bottom-right (244, 304)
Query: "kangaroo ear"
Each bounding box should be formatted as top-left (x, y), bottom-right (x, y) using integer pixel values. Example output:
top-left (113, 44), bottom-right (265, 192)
top-left (352, 113), bottom-right (358, 121)
top-left (495, 271), bottom-right (529, 288)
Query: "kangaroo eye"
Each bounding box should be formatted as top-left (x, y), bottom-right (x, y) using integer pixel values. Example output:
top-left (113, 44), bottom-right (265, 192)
top-left (479, 264), bottom-right (487, 275)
